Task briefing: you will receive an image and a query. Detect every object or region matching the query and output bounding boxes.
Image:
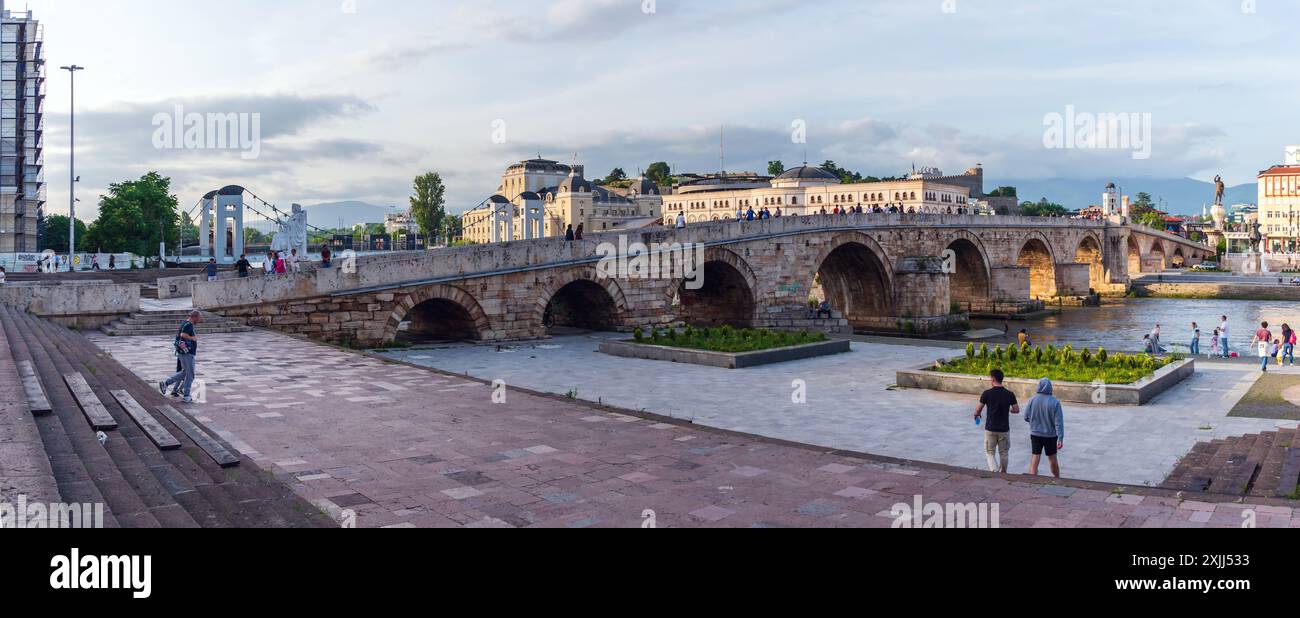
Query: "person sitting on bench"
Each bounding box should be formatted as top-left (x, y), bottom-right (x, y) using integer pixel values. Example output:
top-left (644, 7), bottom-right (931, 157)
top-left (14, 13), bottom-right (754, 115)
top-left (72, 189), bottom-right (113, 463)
top-left (816, 300), bottom-right (833, 319)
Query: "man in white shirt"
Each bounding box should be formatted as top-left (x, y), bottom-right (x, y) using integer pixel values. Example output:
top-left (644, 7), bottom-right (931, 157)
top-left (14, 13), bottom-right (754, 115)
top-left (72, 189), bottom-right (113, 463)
top-left (675, 213), bottom-right (686, 229)
top-left (289, 249), bottom-right (302, 273)
top-left (1220, 316), bottom-right (1230, 358)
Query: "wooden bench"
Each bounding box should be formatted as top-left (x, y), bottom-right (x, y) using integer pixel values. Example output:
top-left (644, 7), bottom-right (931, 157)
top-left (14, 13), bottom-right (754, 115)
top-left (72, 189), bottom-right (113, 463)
top-left (17, 360), bottom-right (52, 415)
top-left (156, 405), bottom-right (240, 468)
top-left (109, 390), bottom-right (181, 451)
top-left (62, 373), bottom-right (118, 431)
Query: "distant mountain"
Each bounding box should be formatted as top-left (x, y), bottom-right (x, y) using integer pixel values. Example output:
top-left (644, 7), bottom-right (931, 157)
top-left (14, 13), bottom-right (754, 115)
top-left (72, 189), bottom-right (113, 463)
top-left (299, 201), bottom-right (403, 230)
top-left (989, 177), bottom-right (1258, 215)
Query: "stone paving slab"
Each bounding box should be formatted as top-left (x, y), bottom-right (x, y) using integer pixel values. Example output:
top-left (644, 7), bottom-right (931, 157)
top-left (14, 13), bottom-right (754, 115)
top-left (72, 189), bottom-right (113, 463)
top-left (386, 334), bottom-right (1298, 488)
top-left (89, 330), bottom-right (1299, 529)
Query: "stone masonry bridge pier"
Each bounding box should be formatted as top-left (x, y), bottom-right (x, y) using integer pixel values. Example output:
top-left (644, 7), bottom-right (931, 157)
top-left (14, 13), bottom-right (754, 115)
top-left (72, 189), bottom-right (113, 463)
top-left (193, 214), bottom-right (1214, 347)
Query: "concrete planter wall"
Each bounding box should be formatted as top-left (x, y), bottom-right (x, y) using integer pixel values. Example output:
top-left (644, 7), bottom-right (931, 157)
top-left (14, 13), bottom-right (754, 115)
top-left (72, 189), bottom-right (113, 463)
top-left (896, 357), bottom-right (1195, 406)
top-left (599, 339), bottom-right (852, 369)
top-left (158, 274), bottom-right (202, 299)
top-left (0, 281), bottom-right (139, 328)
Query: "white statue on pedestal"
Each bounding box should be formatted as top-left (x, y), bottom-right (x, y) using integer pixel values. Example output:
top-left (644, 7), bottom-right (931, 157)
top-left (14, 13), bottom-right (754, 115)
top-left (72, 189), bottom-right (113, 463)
top-left (271, 203), bottom-right (310, 256)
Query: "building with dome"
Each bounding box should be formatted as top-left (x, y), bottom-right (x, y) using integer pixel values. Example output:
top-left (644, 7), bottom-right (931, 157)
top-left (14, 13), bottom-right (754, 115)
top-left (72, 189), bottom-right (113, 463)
top-left (661, 164), bottom-right (986, 224)
top-left (462, 159), bottom-right (665, 244)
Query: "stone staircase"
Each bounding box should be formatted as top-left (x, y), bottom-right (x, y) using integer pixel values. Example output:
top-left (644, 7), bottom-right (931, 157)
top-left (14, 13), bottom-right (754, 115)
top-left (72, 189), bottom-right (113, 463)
top-left (0, 305), bottom-right (333, 528)
top-left (101, 310), bottom-right (251, 337)
top-left (1161, 429), bottom-right (1300, 499)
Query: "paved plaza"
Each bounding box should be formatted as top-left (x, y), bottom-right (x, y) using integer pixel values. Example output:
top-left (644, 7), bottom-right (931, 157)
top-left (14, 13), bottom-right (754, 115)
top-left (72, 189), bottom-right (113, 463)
top-left (383, 334), bottom-right (1298, 488)
top-left (89, 329), bottom-right (1298, 528)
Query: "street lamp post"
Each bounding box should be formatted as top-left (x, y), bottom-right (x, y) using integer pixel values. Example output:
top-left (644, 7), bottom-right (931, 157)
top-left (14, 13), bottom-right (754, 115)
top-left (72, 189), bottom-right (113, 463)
top-left (60, 65), bottom-right (84, 272)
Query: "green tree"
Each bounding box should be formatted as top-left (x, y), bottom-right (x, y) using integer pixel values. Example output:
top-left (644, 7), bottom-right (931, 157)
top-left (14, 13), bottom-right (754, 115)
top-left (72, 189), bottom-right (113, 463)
top-left (645, 162), bottom-right (671, 185)
top-left (767, 160), bottom-right (785, 176)
top-left (40, 215), bottom-right (88, 253)
top-left (987, 186), bottom-right (1018, 198)
top-left (440, 213), bottom-right (463, 244)
top-left (409, 172), bottom-right (447, 243)
top-left (84, 172), bottom-right (181, 255)
top-left (1020, 198), bottom-right (1070, 217)
top-left (1129, 192), bottom-right (1157, 219)
top-left (819, 160), bottom-right (864, 184)
top-left (604, 168), bottom-right (627, 183)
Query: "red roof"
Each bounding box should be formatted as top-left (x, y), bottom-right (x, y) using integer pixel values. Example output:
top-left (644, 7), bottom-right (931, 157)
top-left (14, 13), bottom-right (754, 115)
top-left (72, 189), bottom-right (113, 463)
top-left (1258, 165), bottom-right (1300, 178)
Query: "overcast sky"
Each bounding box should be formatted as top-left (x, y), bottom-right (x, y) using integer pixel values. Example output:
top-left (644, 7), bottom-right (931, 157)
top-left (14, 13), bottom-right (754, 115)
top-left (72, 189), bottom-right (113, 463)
top-left (26, 0), bottom-right (1300, 222)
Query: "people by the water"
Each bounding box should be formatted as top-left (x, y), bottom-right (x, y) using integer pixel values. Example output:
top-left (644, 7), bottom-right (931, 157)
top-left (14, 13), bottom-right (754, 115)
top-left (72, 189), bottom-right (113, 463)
top-left (1190, 322), bottom-right (1201, 356)
top-left (1017, 329), bottom-right (1031, 348)
top-left (1251, 321), bottom-right (1273, 373)
top-left (1210, 328), bottom-right (1221, 358)
top-left (1220, 316), bottom-right (1231, 358)
top-left (1282, 324), bottom-right (1296, 367)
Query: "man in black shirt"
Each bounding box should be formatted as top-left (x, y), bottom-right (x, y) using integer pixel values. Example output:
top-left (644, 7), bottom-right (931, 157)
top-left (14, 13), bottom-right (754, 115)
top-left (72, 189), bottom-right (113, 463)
top-left (975, 369), bottom-right (1020, 474)
top-left (236, 254), bottom-right (252, 278)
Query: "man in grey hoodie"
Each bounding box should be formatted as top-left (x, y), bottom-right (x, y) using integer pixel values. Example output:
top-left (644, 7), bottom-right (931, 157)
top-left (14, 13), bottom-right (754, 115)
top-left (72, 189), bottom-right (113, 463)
top-left (1024, 378), bottom-right (1065, 478)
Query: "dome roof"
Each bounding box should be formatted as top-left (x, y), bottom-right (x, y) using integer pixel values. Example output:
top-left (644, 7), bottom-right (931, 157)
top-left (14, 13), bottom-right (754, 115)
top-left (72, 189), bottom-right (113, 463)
top-left (203, 190), bottom-right (219, 200)
top-left (218, 185), bottom-right (246, 196)
top-left (558, 172), bottom-right (591, 193)
top-left (518, 191), bottom-right (541, 201)
top-left (776, 166), bottom-right (839, 181)
top-left (629, 176), bottom-right (660, 196)
top-left (487, 194), bottom-right (511, 204)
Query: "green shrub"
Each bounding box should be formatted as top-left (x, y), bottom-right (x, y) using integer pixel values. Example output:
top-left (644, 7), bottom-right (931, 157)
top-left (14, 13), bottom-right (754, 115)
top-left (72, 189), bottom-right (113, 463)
top-left (930, 344), bottom-right (1175, 384)
top-left (631, 326), bottom-right (828, 353)
top-left (633, 328), bottom-right (644, 341)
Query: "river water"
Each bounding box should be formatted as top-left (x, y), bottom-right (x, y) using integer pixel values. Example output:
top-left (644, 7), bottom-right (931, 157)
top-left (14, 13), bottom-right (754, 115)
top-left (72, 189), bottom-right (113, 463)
top-left (969, 298), bottom-right (1300, 354)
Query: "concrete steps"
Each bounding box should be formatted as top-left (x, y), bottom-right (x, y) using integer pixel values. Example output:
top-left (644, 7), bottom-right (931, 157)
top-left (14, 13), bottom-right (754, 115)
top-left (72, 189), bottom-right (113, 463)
top-left (100, 310), bottom-right (251, 337)
top-left (1162, 430), bottom-right (1300, 498)
top-left (0, 305), bottom-right (334, 528)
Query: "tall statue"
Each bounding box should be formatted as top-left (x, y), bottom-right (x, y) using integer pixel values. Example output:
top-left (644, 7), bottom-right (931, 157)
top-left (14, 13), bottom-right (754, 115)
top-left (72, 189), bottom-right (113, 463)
top-left (271, 203), bottom-right (310, 256)
top-left (1214, 175), bottom-right (1226, 206)
top-left (1250, 220), bottom-right (1263, 253)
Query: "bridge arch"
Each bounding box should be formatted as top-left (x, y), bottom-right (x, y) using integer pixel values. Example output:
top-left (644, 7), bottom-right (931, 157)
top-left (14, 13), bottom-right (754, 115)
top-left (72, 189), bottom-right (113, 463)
top-left (1148, 244), bottom-right (1167, 271)
top-left (944, 232), bottom-right (992, 306)
top-left (810, 232), bottom-right (896, 330)
top-left (1127, 235), bottom-right (1143, 275)
top-left (1172, 247), bottom-right (1186, 268)
top-left (672, 247), bottom-right (760, 328)
top-left (536, 266), bottom-right (630, 333)
top-left (1074, 233), bottom-right (1105, 291)
top-left (1016, 233), bottom-right (1059, 298)
top-left (387, 284), bottom-right (492, 342)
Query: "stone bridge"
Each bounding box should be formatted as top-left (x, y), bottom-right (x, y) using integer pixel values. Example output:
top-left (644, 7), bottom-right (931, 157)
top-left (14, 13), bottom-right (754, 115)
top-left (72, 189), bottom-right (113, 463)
top-left (194, 214), bottom-right (1213, 347)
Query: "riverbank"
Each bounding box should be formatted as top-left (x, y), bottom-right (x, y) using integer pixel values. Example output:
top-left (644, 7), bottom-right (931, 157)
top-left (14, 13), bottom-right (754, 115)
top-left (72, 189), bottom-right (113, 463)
top-left (1133, 280), bottom-right (1300, 302)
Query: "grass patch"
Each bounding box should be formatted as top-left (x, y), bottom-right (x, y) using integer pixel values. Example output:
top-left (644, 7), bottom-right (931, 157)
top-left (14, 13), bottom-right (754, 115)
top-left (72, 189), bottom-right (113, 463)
top-left (928, 343), bottom-right (1177, 384)
top-left (632, 326), bottom-right (829, 354)
top-left (1228, 373), bottom-right (1300, 420)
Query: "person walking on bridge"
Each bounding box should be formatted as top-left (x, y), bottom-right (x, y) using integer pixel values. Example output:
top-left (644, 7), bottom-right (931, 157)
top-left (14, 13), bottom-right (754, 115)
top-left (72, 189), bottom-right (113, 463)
top-left (159, 311), bottom-right (203, 404)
